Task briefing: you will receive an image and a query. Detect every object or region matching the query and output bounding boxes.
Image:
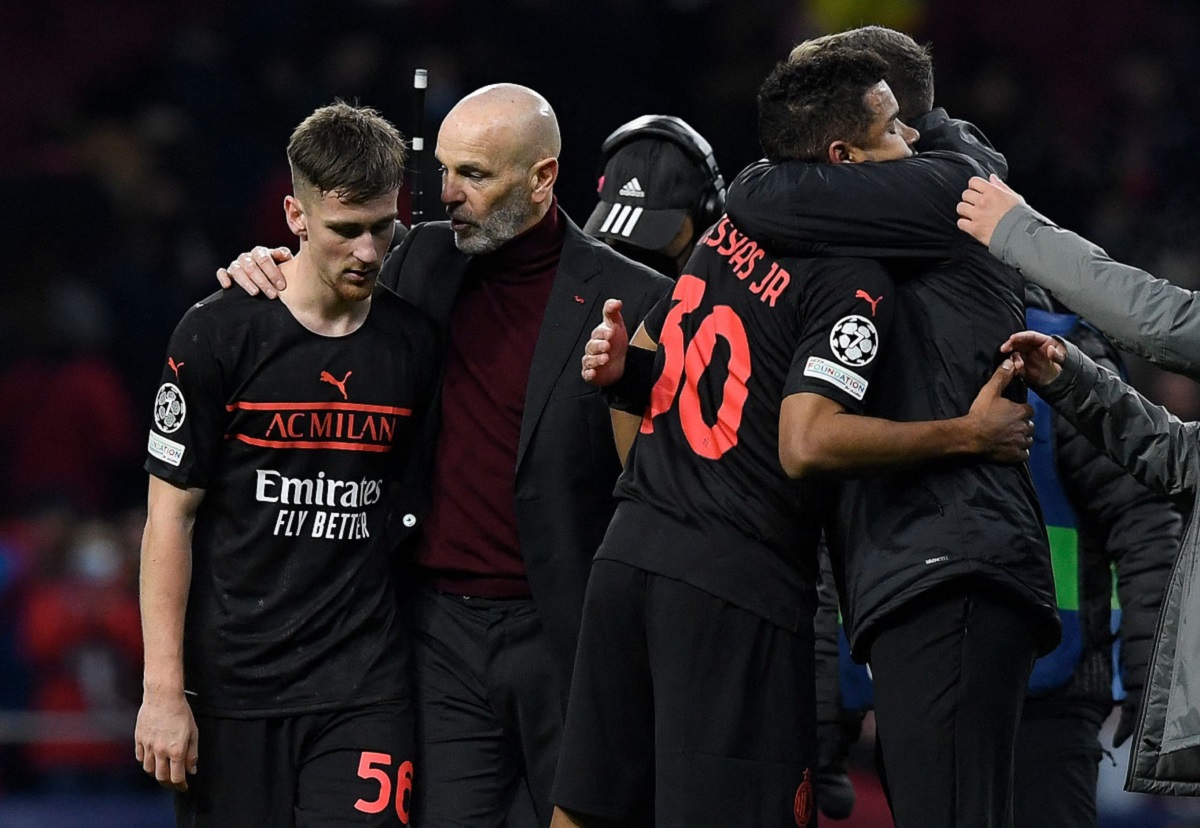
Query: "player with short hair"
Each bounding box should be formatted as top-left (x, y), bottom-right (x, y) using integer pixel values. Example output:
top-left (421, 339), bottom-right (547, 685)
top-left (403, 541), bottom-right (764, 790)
top-left (789, 25), bottom-right (934, 121)
top-left (217, 83), bottom-right (673, 828)
top-left (726, 28), bottom-right (1061, 828)
top-left (550, 50), bottom-right (1035, 828)
top-left (583, 112), bottom-right (859, 821)
top-left (134, 101), bottom-right (439, 827)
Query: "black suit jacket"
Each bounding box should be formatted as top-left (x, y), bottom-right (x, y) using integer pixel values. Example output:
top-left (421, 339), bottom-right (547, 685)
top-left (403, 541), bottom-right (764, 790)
top-left (379, 212), bottom-right (671, 688)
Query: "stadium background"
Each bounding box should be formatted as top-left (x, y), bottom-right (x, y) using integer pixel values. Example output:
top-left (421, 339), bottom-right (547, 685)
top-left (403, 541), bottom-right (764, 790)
top-left (3, 0), bottom-right (1200, 824)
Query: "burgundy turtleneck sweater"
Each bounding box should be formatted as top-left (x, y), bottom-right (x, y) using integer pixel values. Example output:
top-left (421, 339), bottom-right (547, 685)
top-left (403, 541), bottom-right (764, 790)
top-left (417, 200), bottom-right (564, 597)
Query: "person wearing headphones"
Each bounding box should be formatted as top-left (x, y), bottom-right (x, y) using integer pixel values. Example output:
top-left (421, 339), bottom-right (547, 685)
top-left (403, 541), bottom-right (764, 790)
top-left (583, 115), bottom-right (725, 280)
top-left (582, 114), bottom-right (859, 822)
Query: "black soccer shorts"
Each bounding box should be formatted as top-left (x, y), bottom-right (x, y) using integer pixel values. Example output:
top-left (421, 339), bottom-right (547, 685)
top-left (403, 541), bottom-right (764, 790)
top-left (176, 698), bottom-right (415, 828)
top-left (552, 558), bottom-right (819, 828)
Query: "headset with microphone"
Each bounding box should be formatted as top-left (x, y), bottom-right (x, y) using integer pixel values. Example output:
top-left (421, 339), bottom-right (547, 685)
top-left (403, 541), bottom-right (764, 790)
top-left (597, 115), bottom-right (727, 233)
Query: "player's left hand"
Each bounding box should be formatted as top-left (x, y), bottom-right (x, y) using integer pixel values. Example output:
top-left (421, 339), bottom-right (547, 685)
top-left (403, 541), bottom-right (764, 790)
top-left (1113, 699), bottom-right (1139, 748)
top-left (582, 299), bottom-right (629, 387)
top-left (965, 359), bottom-right (1036, 463)
top-left (1108, 696), bottom-right (1137, 748)
top-left (956, 174), bottom-right (1025, 247)
top-left (134, 689), bottom-right (199, 792)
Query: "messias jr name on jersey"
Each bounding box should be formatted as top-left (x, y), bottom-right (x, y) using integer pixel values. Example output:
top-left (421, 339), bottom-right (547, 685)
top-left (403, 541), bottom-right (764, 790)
top-left (255, 469), bottom-right (384, 540)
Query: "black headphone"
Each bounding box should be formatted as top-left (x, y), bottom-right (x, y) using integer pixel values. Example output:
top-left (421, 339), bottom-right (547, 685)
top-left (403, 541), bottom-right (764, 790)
top-left (598, 115), bottom-right (727, 233)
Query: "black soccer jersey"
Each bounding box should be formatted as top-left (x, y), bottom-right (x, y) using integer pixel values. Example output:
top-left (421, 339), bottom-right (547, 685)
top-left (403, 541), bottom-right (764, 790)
top-left (724, 116), bottom-right (1060, 657)
top-left (144, 287), bottom-right (440, 717)
top-left (607, 215), bottom-right (895, 629)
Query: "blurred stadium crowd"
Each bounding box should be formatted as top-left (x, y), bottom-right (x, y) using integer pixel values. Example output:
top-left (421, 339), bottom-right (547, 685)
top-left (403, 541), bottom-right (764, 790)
top-left (5, 0), bottom-right (1200, 824)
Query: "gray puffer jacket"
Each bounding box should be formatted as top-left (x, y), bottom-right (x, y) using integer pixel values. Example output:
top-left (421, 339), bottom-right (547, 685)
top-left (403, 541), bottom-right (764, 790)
top-left (1036, 338), bottom-right (1200, 794)
top-left (990, 201), bottom-right (1200, 793)
top-left (991, 203), bottom-right (1200, 381)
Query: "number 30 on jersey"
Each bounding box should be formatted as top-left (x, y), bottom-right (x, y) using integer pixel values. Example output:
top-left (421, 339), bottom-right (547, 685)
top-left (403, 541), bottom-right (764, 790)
top-left (640, 275), bottom-right (752, 460)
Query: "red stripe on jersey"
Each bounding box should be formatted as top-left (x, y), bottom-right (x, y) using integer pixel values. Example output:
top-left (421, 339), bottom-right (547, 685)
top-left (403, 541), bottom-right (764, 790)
top-left (229, 434), bottom-right (394, 452)
top-left (226, 401), bottom-right (412, 416)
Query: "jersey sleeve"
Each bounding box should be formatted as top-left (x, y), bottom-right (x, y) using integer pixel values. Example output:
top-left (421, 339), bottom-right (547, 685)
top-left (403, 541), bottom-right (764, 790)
top-left (144, 305), bottom-right (228, 489)
top-left (640, 287), bottom-right (672, 343)
top-left (784, 259), bottom-right (896, 414)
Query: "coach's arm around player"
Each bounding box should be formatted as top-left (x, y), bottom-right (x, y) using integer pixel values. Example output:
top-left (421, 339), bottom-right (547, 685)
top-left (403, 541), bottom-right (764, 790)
top-left (134, 477), bottom-right (202, 792)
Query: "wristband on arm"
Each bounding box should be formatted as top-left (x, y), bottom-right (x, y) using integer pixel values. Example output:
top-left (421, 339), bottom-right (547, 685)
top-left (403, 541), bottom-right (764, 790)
top-left (600, 345), bottom-right (657, 415)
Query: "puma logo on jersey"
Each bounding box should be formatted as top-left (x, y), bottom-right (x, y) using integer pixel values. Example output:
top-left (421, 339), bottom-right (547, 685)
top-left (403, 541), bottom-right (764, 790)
top-left (855, 290), bottom-right (883, 317)
top-left (320, 370), bottom-right (352, 400)
top-left (168, 357), bottom-right (185, 379)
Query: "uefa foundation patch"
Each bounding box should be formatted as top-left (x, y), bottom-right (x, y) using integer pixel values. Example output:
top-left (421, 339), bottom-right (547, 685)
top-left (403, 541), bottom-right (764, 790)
top-left (803, 356), bottom-right (868, 401)
top-left (148, 431), bottom-right (186, 467)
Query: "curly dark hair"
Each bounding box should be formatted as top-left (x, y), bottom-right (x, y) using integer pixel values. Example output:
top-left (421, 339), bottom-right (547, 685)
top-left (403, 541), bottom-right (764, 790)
top-left (757, 48), bottom-right (890, 163)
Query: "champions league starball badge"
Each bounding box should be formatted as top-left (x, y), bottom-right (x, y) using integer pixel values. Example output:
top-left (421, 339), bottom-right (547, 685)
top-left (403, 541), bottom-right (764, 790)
top-left (154, 382), bottom-right (187, 433)
top-left (829, 315), bottom-right (879, 367)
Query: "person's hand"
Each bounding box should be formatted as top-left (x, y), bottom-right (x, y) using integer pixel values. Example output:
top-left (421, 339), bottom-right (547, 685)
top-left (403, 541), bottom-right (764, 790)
top-left (581, 299), bottom-right (629, 387)
top-left (964, 359), bottom-right (1036, 462)
top-left (1113, 698), bottom-right (1139, 748)
top-left (1001, 330), bottom-right (1067, 388)
top-left (216, 246), bottom-right (293, 299)
top-left (956, 174), bottom-right (1026, 247)
top-left (134, 688), bottom-right (199, 792)
top-left (816, 766), bottom-right (856, 820)
top-left (816, 720), bottom-right (856, 820)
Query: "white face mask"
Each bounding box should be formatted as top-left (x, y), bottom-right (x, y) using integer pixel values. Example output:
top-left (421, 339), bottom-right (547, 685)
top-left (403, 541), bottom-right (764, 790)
top-left (71, 536), bottom-right (122, 582)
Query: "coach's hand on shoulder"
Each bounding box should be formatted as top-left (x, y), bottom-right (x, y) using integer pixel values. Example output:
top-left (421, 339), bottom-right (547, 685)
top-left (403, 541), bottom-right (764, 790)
top-left (956, 174), bottom-right (1025, 247)
top-left (965, 359), bottom-right (1036, 463)
top-left (216, 245), bottom-right (293, 299)
top-left (135, 687), bottom-right (199, 792)
top-left (582, 299), bottom-right (629, 387)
